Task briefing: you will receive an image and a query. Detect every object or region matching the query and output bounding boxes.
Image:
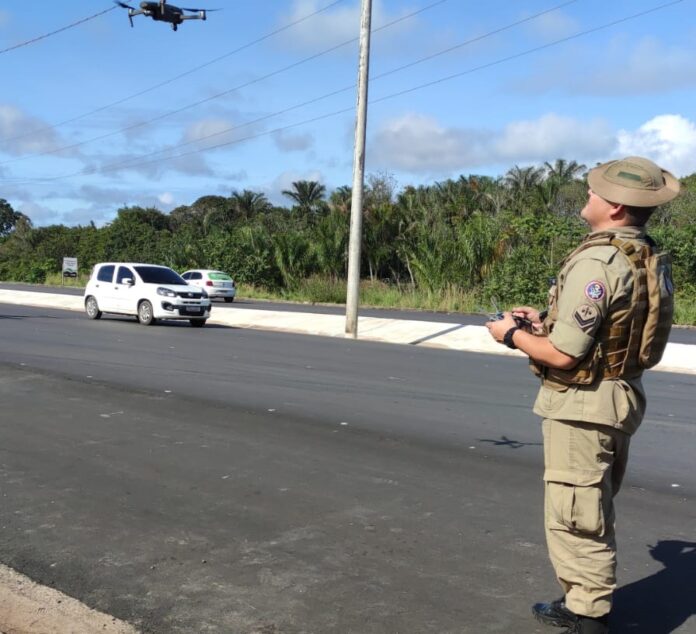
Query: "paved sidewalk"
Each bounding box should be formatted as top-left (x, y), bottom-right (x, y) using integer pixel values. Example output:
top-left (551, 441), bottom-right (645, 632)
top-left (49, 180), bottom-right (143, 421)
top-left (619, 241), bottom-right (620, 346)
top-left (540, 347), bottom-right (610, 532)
top-left (1, 288), bottom-right (694, 375)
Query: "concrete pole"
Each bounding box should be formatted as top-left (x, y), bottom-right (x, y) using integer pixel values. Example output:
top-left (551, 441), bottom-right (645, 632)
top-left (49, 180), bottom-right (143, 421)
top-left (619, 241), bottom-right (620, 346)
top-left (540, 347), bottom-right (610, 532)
top-left (345, 0), bottom-right (372, 338)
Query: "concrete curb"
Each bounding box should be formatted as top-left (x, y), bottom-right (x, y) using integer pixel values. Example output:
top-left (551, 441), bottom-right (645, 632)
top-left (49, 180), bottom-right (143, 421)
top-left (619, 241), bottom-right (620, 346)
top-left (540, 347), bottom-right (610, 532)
top-left (1, 289), bottom-right (695, 375)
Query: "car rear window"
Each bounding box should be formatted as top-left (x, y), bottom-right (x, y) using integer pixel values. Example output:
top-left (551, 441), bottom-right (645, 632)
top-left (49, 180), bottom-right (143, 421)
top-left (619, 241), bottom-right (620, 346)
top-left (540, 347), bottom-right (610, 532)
top-left (209, 272), bottom-right (232, 281)
top-left (134, 266), bottom-right (185, 285)
top-left (97, 265), bottom-right (115, 282)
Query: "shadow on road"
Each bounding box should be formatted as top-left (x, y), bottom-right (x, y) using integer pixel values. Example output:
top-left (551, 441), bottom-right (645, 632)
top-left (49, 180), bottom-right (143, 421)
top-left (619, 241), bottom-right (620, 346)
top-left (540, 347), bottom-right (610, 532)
top-left (612, 540), bottom-right (695, 633)
top-left (477, 435), bottom-right (542, 449)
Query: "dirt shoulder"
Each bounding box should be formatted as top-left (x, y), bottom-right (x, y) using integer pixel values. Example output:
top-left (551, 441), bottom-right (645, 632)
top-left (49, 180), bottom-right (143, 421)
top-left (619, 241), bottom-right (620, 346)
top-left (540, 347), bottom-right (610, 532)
top-left (0, 564), bottom-right (138, 634)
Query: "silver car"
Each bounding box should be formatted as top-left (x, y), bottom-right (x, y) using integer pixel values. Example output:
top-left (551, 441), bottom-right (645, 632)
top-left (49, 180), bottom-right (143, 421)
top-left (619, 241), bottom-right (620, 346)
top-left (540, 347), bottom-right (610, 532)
top-left (181, 269), bottom-right (237, 303)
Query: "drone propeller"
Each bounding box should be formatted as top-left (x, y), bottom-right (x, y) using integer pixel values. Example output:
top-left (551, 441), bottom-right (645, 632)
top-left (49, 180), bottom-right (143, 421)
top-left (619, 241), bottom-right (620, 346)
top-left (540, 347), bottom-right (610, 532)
top-left (180, 7), bottom-right (222, 12)
top-left (113, 1), bottom-right (136, 27)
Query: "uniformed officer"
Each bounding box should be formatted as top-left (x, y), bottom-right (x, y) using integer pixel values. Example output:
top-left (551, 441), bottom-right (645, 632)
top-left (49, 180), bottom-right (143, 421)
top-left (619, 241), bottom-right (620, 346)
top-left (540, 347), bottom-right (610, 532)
top-left (486, 156), bottom-right (680, 634)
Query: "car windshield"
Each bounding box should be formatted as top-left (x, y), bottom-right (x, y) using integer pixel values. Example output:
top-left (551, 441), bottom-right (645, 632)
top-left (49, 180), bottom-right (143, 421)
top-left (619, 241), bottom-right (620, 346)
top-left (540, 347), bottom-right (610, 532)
top-left (209, 272), bottom-right (232, 281)
top-left (134, 266), bottom-right (185, 285)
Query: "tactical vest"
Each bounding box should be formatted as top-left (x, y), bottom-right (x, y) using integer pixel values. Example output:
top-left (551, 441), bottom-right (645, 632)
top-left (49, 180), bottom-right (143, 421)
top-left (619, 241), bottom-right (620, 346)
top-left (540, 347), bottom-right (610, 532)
top-left (530, 231), bottom-right (674, 391)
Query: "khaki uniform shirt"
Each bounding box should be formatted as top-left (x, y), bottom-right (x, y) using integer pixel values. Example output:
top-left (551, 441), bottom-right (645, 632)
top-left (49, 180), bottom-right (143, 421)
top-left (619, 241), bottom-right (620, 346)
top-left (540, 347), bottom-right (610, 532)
top-left (533, 226), bottom-right (648, 435)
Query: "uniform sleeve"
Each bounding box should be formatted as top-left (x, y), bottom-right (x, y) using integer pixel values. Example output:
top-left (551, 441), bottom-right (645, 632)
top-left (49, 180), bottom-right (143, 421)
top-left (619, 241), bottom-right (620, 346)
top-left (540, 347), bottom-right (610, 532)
top-left (548, 258), bottom-right (612, 359)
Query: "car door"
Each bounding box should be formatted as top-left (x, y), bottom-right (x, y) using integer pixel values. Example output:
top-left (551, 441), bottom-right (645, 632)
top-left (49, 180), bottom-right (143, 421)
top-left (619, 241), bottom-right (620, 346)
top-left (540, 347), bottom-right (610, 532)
top-left (188, 271), bottom-right (203, 289)
top-left (94, 264), bottom-right (117, 311)
top-left (114, 265), bottom-right (138, 314)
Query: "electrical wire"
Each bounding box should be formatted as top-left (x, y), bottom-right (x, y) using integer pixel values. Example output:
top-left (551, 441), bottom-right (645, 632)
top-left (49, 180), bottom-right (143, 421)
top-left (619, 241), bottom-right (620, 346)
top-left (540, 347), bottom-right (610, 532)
top-left (9, 0), bottom-right (688, 184)
top-left (85, 0), bottom-right (692, 177)
top-left (1, 0), bottom-right (346, 144)
top-left (0, 0), bottom-right (449, 166)
top-left (16, 0), bottom-right (578, 172)
top-left (101, 0), bottom-right (581, 169)
top-left (0, 6), bottom-right (117, 55)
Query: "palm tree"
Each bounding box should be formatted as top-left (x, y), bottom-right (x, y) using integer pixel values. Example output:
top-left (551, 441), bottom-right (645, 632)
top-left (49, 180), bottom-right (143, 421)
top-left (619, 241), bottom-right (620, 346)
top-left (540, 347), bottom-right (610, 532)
top-left (271, 230), bottom-right (313, 290)
top-left (475, 177), bottom-right (511, 215)
top-left (329, 186), bottom-right (352, 215)
top-left (541, 159), bottom-right (588, 214)
top-left (543, 159), bottom-right (587, 184)
top-left (504, 165), bottom-right (545, 191)
top-left (311, 211), bottom-right (348, 278)
top-left (282, 180), bottom-right (327, 221)
top-left (230, 189), bottom-right (271, 220)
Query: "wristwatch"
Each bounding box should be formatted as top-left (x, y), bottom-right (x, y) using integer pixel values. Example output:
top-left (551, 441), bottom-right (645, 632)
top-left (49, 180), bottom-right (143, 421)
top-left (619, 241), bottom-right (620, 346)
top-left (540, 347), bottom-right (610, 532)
top-left (503, 326), bottom-right (519, 350)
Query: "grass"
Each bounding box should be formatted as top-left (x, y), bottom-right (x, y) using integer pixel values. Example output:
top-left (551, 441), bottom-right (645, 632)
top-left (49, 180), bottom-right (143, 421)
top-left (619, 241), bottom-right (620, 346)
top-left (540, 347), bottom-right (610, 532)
top-left (43, 272), bottom-right (89, 288)
top-left (674, 291), bottom-right (696, 326)
top-left (239, 277), bottom-right (484, 315)
top-left (6, 273), bottom-right (696, 326)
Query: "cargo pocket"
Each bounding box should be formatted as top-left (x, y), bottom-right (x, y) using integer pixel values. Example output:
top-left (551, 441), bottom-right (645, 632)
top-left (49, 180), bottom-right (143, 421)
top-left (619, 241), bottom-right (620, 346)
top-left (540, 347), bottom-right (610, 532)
top-left (546, 481), bottom-right (605, 536)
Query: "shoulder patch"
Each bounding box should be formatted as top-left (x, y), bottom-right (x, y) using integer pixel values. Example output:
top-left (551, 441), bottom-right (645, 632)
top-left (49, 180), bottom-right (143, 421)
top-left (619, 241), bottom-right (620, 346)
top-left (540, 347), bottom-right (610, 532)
top-left (584, 280), bottom-right (606, 302)
top-left (573, 304), bottom-right (599, 332)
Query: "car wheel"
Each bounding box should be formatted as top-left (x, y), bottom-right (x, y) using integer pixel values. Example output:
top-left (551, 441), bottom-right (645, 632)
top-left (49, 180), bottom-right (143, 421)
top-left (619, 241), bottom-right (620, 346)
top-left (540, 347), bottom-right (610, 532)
top-left (85, 296), bottom-right (102, 320)
top-left (189, 319), bottom-right (206, 328)
top-left (138, 300), bottom-right (156, 326)
top-left (224, 297), bottom-right (234, 303)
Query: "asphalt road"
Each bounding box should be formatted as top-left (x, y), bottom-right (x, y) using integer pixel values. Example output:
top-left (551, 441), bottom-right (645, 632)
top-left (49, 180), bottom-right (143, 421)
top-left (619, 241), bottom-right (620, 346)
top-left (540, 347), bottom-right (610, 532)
top-left (0, 303), bottom-right (694, 633)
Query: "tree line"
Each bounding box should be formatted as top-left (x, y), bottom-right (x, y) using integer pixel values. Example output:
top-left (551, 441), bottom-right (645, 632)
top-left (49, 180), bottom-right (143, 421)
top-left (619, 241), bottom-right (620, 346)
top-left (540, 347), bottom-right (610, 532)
top-left (1, 159), bottom-right (695, 308)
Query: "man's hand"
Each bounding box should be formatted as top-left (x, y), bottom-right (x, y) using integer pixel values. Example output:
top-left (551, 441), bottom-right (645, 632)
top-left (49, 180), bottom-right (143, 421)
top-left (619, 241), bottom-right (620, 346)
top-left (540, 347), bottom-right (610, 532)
top-left (485, 312), bottom-right (518, 343)
top-left (512, 306), bottom-right (544, 334)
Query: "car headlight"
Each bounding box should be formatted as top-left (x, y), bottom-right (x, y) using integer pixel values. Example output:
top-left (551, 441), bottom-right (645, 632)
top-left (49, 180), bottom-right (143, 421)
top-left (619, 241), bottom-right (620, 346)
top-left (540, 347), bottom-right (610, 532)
top-left (200, 289), bottom-right (208, 298)
top-left (157, 287), bottom-right (177, 297)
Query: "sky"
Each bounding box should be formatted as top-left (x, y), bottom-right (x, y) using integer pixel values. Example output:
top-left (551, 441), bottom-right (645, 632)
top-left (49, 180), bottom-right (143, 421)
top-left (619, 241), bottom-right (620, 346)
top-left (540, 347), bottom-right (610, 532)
top-left (1, 0), bottom-right (695, 227)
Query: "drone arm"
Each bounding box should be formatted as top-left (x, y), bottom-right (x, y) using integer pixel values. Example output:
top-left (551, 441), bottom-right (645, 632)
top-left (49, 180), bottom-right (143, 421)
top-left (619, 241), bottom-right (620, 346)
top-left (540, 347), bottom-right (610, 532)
top-left (180, 11), bottom-right (206, 21)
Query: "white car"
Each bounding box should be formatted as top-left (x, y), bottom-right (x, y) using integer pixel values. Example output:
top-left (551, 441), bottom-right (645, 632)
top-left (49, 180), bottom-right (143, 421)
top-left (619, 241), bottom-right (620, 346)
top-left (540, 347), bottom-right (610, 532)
top-left (84, 263), bottom-right (212, 327)
top-left (181, 269), bottom-right (236, 303)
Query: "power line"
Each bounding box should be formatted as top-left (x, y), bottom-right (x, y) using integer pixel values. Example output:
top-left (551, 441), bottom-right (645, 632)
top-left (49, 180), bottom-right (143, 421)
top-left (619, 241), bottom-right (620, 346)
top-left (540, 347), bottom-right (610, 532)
top-left (0, 0), bottom-right (449, 167)
top-left (0, 6), bottom-right (117, 55)
top-left (40, 0), bottom-right (578, 171)
top-left (372, 0), bottom-right (688, 104)
top-left (1, 0), bottom-right (346, 144)
top-left (11, 0), bottom-right (688, 184)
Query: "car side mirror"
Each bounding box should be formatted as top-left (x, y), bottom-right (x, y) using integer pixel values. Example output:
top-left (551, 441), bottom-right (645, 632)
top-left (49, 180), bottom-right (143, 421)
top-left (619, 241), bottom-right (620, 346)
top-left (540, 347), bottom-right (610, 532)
top-left (122, 278), bottom-right (134, 286)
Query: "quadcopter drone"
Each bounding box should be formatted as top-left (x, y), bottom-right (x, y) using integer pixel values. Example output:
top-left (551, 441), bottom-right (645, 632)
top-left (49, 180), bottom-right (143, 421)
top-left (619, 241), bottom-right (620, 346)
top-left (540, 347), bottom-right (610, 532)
top-left (114, 0), bottom-right (219, 31)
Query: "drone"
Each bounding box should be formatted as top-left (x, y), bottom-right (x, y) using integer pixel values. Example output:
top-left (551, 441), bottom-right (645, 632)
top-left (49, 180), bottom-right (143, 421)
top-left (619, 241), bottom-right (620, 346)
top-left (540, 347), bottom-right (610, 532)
top-left (114, 0), bottom-right (219, 31)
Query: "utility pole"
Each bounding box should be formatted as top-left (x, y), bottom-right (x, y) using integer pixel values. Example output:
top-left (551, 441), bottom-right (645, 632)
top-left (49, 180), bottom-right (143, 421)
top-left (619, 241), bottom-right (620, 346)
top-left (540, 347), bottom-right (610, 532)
top-left (345, 0), bottom-right (372, 339)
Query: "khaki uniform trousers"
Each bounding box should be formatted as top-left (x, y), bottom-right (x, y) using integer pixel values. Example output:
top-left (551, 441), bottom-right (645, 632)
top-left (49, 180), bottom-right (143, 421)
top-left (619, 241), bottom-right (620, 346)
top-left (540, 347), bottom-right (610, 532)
top-left (542, 418), bottom-right (631, 618)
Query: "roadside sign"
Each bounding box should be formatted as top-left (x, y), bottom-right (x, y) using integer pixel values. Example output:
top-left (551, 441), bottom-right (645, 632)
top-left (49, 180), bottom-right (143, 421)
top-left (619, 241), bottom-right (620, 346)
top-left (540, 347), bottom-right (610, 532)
top-left (62, 257), bottom-right (78, 285)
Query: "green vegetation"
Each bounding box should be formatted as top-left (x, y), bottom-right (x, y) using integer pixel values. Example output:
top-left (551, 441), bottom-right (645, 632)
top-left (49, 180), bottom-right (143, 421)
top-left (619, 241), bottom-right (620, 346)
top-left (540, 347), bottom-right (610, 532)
top-left (2, 161), bottom-right (695, 324)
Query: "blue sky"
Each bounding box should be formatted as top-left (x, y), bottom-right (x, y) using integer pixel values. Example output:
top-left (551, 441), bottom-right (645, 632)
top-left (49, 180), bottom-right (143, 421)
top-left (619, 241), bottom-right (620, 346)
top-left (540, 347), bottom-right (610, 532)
top-left (1, 0), bottom-right (695, 226)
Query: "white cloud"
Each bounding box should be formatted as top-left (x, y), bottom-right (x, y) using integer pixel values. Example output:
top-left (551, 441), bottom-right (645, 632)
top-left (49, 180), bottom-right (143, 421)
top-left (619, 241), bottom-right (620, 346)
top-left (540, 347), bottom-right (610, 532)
top-left (183, 117), bottom-right (239, 145)
top-left (61, 205), bottom-right (115, 227)
top-left (272, 129), bottom-right (314, 152)
top-left (370, 112), bottom-right (613, 175)
top-left (87, 146), bottom-right (214, 179)
top-left (617, 115), bottom-right (696, 177)
top-left (12, 200), bottom-right (57, 225)
top-left (370, 113), bottom-right (491, 173)
top-left (0, 104), bottom-right (66, 157)
top-left (158, 192), bottom-right (175, 205)
top-left (496, 114), bottom-right (614, 162)
top-left (180, 116), bottom-right (266, 152)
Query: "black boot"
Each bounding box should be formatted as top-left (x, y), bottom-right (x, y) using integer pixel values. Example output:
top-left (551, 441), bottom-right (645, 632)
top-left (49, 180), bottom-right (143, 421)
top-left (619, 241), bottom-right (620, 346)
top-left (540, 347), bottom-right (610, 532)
top-left (532, 598), bottom-right (578, 628)
top-left (562, 615), bottom-right (609, 634)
